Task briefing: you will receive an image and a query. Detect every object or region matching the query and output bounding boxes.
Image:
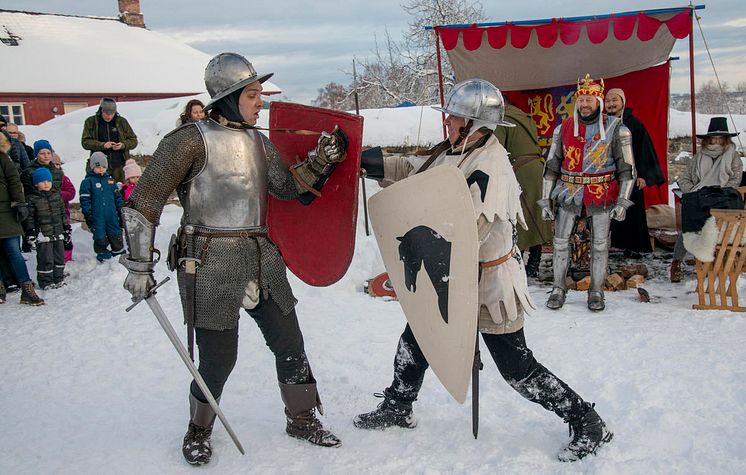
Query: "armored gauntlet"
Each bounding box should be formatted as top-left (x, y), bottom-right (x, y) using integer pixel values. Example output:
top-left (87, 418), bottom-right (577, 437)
top-left (119, 207), bottom-right (157, 300)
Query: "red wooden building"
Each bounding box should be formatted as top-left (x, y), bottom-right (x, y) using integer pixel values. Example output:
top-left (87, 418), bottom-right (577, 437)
top-left (0, 1), bottom-right (280, 125)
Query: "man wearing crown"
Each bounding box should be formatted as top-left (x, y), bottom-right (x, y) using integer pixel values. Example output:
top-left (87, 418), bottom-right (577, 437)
top-left (538, 74), bottom-right (636, 311)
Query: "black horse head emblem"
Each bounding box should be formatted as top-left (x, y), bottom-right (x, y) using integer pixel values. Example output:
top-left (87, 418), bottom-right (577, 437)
top-left (396, 225), bottom-right (452, 323)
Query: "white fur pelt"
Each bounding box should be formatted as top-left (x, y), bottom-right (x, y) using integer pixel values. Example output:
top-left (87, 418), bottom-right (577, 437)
top-left (683, 216), bottom-right (719, 262)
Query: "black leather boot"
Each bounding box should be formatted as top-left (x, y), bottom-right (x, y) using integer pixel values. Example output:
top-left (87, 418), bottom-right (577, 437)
top-left (182, 394), bottom-right (217, 466)
top-left (353, 389), bottom-right (417, 430)
top-left (558, 403), bottom-right (613, 462)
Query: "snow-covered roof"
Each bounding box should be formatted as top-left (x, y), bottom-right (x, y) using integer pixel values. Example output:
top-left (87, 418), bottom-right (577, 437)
top-left (0, 9), bottom-right (281, 95)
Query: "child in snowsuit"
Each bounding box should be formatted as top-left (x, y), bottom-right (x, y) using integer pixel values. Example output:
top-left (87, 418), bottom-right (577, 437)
top-left (120, 159), bottom-right (141, 201)
top-left (79, 152), bottom-right (124, 262)
top-left (24, 167), bottom-right (68, 289)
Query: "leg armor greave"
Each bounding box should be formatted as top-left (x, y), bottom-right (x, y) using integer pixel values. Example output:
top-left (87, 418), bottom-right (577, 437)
top-left (589, 212), bottom-right (612, 292)
top-left (552, 208), bottom-right (576, 289)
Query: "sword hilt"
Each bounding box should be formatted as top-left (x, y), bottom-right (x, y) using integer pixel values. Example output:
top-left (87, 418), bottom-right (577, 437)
top-left (125, 277), bottom-right (171, 312)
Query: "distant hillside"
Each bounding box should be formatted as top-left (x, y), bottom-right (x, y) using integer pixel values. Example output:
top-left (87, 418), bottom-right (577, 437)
top-left (671, 90), bottom-right (746, 114)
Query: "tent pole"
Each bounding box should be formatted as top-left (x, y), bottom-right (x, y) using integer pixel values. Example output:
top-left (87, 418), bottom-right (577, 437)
top-left (688, 5), bottom-right (697, 154)
top-left (435, 29), bottom-right (447, 140)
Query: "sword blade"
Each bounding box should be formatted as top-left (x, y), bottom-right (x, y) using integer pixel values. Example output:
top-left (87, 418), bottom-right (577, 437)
top-left (144, 295), bottom-right (246, 455)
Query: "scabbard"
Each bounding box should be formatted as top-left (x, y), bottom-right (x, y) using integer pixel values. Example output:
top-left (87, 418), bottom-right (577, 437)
top-left (184, 260), bottom-right (197, 361)
top-left (472, 334), bottom-right (482, 439)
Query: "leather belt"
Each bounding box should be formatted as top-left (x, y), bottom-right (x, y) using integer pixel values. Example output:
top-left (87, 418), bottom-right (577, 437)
top-left (560, 173), bottom-right (614, 185)
top-left (480, 250), bottom-right (516, 269)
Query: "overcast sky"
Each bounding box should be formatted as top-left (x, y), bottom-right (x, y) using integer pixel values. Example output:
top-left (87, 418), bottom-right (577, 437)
top-left (4, 1), bottom-right (745, 103)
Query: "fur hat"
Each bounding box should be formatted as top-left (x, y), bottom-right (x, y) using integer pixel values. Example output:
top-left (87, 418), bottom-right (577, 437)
top-left (32, 167), bottom-right (53, 185)
top-left (33, 139), bottom-right (53, 157)
top-left (99, 97), bottom-right (117, 114)
top-left (89, 151), bottom-right (108, 170)
top-left (123, 159), bottom-right (142, 180)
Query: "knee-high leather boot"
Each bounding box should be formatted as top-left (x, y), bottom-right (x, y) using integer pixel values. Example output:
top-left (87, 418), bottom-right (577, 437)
top-left (182, 393), bottom-right (217, 465)
top-left (280, 381), bottom-right (341, 447)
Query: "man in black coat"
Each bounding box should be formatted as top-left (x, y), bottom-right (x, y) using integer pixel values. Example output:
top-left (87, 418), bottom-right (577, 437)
top-left (605, 88), bottom-right (665, 256)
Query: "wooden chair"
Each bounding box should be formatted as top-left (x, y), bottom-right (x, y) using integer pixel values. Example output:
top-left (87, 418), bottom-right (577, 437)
top-left (693, 209), bottom-right (746, 312)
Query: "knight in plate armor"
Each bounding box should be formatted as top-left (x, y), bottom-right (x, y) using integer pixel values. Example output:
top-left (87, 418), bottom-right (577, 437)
top-left (120, 53), bottom-right (346, 465)
top-left (539, 74), bottom-right (636, 311)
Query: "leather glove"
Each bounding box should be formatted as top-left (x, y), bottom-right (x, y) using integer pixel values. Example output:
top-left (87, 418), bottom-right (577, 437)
top-left (14, 204), bottom-right (29, 223)
top-left (120, 256), bottom-right (156, 301)
top-left (537, 199), bottom-right (555, 221)
top-left (315, 128), bottom-right (348, 165)
top-left (63, 225), bottom-right (73, 249)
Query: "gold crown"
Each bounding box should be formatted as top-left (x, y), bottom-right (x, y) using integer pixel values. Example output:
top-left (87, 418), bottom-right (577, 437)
top-left (576, 73), bottom-right (604, 98)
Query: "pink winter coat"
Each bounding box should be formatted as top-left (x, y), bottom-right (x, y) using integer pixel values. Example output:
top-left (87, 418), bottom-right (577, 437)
top-left (59, 174), bottom-right (76, 223)
top-left (120, 181), bottom-right (136, 201)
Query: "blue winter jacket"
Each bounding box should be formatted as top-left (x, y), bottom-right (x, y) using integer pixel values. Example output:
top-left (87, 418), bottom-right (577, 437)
top-left (79, 171), bottom-right (122, 239)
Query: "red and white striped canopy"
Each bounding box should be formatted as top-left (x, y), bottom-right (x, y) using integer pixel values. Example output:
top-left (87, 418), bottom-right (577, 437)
top-left (436, 10), bottom-right (690, 90)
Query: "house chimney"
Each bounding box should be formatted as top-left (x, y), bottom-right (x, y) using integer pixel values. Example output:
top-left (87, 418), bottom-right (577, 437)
top-left (118, 0), bottom-right (145, 28)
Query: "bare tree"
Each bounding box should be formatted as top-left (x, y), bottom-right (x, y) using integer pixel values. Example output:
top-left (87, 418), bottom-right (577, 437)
top-left (312, 82), bottom-right (355, 110)
top-left (316, 0), bottom-right (486, 110)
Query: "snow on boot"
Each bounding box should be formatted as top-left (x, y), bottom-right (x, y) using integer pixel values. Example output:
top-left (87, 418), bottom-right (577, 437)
top-left (280, 381), bottom-right (341, 448)
top-left (353, 391), bottom-right (417, 430)
top-left (285, 408), bottom-right (341, 447)
top-left (558, 404), bottom-right (613, 462)
top-left (19, 282), bottom-right (45, 306)
top-left (182, 394), bottom-right (216, 466)
top-left (182, 422), bottom-right (213, 466)
top-left (546, 287), bottom-right (566, 310)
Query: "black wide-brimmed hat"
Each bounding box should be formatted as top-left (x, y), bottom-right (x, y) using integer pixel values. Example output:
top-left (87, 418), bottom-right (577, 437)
top-left (697, 116), bottom-right (740, 138)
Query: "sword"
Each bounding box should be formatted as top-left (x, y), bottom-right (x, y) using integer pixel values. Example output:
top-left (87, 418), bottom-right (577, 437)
top-left (472, 333), bottom-right (483, 439)
top-left (126, 278), bottom-right (246, 455)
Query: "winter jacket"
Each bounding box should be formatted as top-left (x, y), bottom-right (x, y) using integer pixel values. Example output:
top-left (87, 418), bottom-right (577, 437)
top-left (24, 187), bottom-right (67, 241)
top-left (0, 133), bottom-right (25, 239)
top-left (81, 111), bottom-right (138, 171)
top-left (9, 137), bottom-right (30, 171)
top-left (79, 171), bottom-right (123, 239)
top-left (59, 174), bottom-right (76, 223)
top-left (120, 181), bottom-right (136, 201)
top-left (678, 144), bottom-right (743, 193)
top-left (20, 160), bottom-right (64, 196)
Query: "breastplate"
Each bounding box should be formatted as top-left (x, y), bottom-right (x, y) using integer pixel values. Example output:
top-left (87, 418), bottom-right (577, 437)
top-left (184, 120), bottom-right (268, 229)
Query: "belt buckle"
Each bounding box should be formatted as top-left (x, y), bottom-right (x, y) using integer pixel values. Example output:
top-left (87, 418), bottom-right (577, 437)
top-left (240, 230), bottom-right (250, 239)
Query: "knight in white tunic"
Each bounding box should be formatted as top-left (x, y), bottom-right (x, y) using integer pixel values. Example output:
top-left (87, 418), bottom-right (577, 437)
top-left (354, 79), bottom-right (613, 462)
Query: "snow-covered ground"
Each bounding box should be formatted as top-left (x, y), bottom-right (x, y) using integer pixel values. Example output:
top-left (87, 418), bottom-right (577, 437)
top-left (3, 97), bottom-right (746, 473)
top-left (2, 198), bottom-right (746, 474)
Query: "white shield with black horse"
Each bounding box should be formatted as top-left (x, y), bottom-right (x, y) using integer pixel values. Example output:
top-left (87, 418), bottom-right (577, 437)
top-left (369, 166), bottom-right (479, 403)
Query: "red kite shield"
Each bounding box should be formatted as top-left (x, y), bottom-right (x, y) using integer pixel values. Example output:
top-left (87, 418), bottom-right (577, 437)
top-left (268, 102), bottom-right (363, 286)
